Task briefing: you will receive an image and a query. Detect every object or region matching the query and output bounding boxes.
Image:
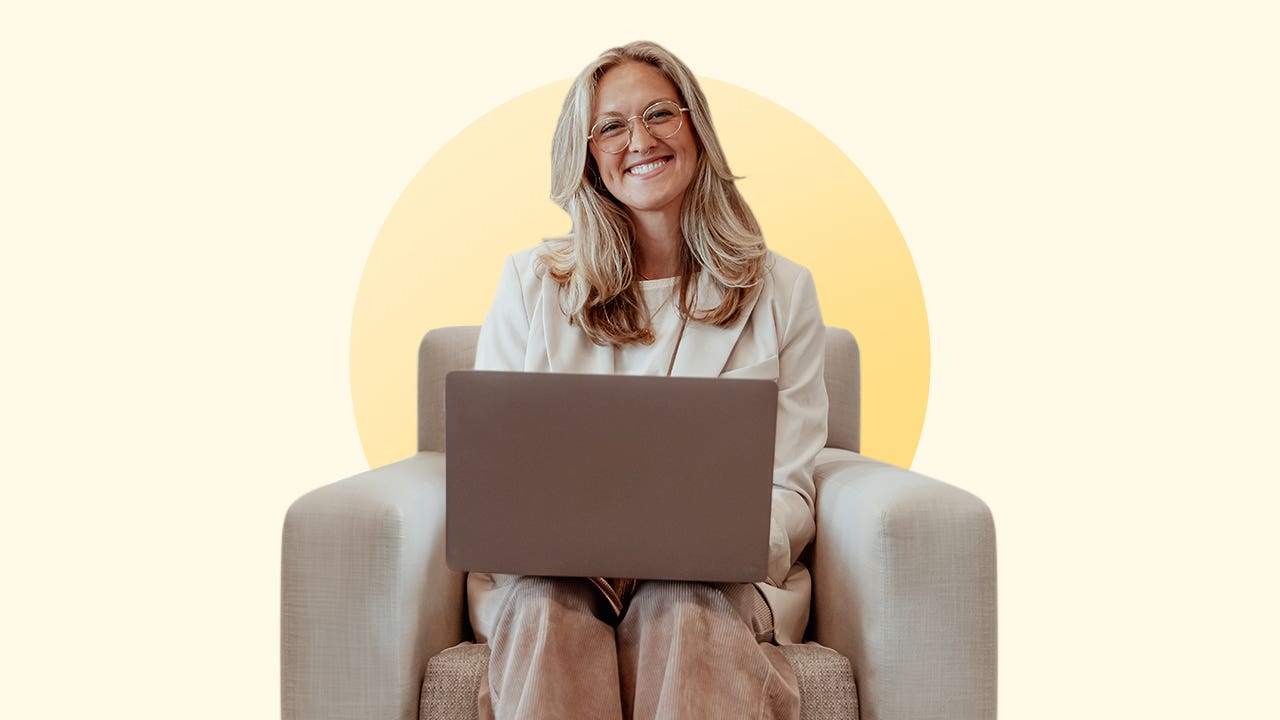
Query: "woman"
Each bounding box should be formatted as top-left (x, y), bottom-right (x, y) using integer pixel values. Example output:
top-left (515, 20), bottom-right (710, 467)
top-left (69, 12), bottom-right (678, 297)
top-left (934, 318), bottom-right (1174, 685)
top-left (470, 41), bottom-right (827, 720)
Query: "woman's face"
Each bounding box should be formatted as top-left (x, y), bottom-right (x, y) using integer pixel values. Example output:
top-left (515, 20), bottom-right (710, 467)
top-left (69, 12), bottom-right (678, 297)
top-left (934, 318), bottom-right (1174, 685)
top-left (588, 62), bottom-right (698, 221)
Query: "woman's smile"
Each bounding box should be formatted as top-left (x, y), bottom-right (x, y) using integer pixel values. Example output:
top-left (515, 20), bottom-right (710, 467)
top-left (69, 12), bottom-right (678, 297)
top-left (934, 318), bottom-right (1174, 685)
top-left (625, 155), bottom-right (672, 178)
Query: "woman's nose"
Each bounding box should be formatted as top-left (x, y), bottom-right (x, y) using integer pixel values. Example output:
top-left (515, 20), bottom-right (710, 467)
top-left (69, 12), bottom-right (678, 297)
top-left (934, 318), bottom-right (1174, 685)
top-left (628, 118), bottom-right (657, 152)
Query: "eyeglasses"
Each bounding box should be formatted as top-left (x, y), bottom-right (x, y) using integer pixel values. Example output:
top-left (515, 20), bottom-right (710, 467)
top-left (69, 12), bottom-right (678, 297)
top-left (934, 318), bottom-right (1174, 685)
top-left (588, 100), bottom-right (690, 154)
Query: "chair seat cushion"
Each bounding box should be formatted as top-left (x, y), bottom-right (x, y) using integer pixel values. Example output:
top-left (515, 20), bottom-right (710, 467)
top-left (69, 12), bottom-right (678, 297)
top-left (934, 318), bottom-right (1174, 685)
top-left (420, 641), bottom-right (858, 720)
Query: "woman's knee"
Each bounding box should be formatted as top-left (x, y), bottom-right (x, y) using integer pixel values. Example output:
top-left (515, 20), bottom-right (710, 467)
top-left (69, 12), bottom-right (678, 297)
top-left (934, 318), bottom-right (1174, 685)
top-left (632, 580), bottom-right (727, 604)
top-left (627, 581), bottom-right (763, 631)
top-left (499, 576), bottom-right (600, 619)
top-left (627, 581), bottom-right (725, 621)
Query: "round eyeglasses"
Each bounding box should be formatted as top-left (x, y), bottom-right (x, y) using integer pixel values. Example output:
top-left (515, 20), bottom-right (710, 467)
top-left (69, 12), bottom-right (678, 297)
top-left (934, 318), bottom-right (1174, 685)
top-left (588, 100), bottom-right (690, 154)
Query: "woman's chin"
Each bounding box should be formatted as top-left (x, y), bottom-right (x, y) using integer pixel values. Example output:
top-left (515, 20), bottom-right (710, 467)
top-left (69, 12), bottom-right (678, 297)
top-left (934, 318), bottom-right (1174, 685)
top-left (616, 186), bottom-right (685, 217)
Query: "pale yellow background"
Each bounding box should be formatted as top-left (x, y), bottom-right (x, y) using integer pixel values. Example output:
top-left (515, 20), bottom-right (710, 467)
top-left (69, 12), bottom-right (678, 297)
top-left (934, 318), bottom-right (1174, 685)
top-left (2, 1), bottom-right (1277, 718)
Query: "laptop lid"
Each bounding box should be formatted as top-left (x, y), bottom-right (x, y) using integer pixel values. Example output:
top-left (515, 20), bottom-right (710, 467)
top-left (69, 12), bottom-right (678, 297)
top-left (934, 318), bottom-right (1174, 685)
top-left (445, 370), bottom-right (777, 582)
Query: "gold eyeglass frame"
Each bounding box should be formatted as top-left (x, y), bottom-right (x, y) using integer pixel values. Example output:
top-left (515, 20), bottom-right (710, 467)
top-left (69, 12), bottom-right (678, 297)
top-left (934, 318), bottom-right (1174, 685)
top-left (587, 101), bottom-right (691, 154)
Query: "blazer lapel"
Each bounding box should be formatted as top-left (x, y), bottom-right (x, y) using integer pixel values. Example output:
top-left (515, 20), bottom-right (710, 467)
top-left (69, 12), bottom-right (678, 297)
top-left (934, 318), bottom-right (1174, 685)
top-left (668, 272), bottom-right (761, 378)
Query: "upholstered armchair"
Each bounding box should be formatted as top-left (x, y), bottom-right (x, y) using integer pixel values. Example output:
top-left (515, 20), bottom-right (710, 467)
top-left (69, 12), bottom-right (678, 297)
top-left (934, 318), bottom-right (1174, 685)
top-left (281, 326), bottom-right (996, 720)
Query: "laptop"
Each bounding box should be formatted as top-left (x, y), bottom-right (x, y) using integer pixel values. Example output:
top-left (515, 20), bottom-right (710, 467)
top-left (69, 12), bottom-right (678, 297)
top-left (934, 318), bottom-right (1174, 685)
top-left (445, 370), bottom-right (777, 582)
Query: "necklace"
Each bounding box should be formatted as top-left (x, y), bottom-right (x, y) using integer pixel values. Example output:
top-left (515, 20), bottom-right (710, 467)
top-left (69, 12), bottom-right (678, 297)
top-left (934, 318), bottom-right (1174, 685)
top-left (636, 266), bottom-right (679, 282)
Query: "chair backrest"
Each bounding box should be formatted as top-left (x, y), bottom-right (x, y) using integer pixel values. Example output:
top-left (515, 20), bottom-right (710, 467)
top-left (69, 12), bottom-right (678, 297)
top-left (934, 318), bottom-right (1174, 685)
top-left (417, 326), bottom-right (860, 454)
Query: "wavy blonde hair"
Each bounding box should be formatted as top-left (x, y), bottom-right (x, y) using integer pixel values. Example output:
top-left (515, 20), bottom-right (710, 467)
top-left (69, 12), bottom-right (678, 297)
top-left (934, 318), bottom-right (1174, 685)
top-left (538, 40), bottom-right (767, 347)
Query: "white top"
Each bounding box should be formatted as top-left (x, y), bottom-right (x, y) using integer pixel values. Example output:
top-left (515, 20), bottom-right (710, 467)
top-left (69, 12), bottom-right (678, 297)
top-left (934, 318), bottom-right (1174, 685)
top-left (616, 277), bottom-right (683, 375)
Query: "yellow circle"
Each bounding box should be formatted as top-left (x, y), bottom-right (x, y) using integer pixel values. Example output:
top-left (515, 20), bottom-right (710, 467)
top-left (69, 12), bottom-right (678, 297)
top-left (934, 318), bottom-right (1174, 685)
top-left (351, 79), bottom-right (929, 469)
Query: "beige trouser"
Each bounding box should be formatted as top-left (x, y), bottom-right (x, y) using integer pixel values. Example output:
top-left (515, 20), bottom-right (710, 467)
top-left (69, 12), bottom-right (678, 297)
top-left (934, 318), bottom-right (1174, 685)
top-left (479, 576), bottom-right (800, 720)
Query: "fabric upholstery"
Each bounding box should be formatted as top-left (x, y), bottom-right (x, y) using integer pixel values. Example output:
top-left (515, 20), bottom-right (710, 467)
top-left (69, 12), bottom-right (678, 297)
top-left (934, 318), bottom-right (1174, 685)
top-left (281, 452), bottom-right (465, 720)
top-left (417, 326), bottom-right (479, 454)
top-left (810, 448), bottom-right (997, 720)
top-left (820, 328), bottom-right (859, 453)
top-left (420, 643), bottom-right (858, 720)
top-left (779, 644), bottom-right (860, 720)
top-left (421, 644), bottom-right (488, 720)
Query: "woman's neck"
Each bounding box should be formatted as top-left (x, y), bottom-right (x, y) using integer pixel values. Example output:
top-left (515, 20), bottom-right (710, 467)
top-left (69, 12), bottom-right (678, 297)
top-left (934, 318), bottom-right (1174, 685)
top-left (631, 209), bottom-right (683, 280)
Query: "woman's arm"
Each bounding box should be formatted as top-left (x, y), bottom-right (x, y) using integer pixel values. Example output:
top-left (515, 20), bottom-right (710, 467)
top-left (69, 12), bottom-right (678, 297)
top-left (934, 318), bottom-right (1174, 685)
top-left (765, 267), bottom-right (828, 586)
top-left (475, 253), bottom-right (532, 372)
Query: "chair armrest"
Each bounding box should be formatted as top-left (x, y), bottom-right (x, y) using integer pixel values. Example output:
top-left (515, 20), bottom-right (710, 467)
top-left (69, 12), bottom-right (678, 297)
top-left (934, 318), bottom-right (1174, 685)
top-left (810, 448), bottom-right (997, 720)
top-left (281, 451), bottom-right (465, 720)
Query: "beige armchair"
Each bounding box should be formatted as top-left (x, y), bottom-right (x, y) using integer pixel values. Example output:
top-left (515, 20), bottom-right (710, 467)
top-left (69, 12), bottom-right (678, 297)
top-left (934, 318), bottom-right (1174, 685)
top-left (281, 326), bottom-right (996, 720)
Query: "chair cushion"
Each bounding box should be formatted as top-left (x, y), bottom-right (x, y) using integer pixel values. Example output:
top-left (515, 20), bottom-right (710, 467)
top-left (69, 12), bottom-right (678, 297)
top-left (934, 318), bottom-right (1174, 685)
top-left (420, 642), bottom-right (858, 720)
top-left (779, 643), bottom-right (860, 720)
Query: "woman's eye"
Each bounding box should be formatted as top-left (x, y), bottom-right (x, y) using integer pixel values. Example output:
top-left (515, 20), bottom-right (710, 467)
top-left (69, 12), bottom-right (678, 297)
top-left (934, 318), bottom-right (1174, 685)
top-left (599, 121), bottom-right (625, 136)
top-left (647, 110), bottom-right (674, 122)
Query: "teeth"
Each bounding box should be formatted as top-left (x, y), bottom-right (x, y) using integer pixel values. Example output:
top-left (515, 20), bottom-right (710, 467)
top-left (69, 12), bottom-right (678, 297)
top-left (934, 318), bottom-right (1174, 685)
top-left (628, 158), bottom-right (667, 175)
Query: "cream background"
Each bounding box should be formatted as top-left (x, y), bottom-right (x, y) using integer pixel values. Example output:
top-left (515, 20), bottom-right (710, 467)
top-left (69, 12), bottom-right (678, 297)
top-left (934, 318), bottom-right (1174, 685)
top-left (2, 1), bottom-right (1276, 718)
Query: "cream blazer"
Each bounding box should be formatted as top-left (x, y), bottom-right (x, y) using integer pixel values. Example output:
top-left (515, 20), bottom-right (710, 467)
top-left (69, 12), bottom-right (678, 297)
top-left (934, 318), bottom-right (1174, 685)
top-left (466, 244), bottom-right (828, 645)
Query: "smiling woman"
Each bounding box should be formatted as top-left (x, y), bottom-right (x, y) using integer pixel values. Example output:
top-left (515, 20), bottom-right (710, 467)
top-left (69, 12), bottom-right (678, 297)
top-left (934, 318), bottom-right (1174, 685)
top-left (468, 40), bottom-right (822, 720)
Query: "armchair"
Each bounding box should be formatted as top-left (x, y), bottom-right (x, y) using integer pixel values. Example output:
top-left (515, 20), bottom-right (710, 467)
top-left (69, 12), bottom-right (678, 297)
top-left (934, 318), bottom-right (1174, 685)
top-left (282, 326), bottom-right (996, 719)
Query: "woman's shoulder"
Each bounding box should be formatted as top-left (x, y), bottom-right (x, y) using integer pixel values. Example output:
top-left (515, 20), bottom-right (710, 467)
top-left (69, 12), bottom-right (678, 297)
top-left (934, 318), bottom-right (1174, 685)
top-left (760, 249), bottom-right (817, 301)
top-left (485, 243), bottom-right (561, 324)
top-left (506, 238), bottom-right (568, 279)
top-left (756, 250), bottom-right (823, 348)
top-left (498, 239), bottom-right (568, 292)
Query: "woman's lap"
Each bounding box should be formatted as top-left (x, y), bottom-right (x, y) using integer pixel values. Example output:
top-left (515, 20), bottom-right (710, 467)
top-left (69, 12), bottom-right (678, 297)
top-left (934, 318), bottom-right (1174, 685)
top-left (483, 576), bottom-right (797, 720)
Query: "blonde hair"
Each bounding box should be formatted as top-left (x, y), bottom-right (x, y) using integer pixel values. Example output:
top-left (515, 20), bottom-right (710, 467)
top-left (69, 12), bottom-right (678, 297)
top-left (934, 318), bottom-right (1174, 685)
top-left (539, 40), bottom-right (767, 347)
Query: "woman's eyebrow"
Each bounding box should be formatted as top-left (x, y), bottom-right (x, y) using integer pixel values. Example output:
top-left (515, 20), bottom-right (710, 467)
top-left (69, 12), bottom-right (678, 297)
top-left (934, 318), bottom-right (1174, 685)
top-left (594, 97), bottom-right (680, 120)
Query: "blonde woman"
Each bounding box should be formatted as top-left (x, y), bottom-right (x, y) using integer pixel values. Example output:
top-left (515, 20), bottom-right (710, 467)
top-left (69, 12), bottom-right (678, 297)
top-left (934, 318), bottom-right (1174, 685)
top-left (470, 41), bottom-right (827, 720)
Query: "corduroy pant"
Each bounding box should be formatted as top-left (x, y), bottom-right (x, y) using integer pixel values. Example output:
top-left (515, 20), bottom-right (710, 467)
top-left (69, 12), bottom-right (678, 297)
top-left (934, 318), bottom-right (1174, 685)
top-left (478, 576), bottom-right (800, 720)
